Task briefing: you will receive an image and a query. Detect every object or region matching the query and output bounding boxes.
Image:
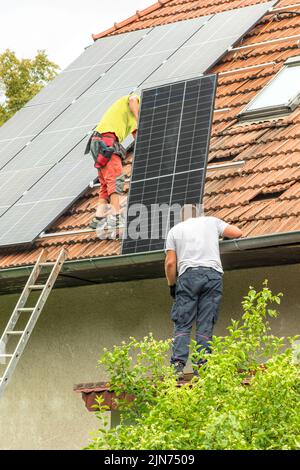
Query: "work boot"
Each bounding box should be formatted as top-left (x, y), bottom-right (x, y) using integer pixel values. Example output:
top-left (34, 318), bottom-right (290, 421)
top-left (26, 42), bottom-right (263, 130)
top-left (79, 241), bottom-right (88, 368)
top-left (89, 216), bottom-right (107, 230)
top-left (106, 213), bottom-right (125, 239)
top-left (193, 359), bottom-right (208, 377)
top-left (172, 361), bottom-right (185, 381)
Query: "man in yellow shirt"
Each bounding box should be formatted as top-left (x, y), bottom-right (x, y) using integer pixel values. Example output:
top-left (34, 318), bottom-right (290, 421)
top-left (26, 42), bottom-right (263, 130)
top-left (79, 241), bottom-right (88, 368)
top-left (87, 93), bottom-right (140, 232)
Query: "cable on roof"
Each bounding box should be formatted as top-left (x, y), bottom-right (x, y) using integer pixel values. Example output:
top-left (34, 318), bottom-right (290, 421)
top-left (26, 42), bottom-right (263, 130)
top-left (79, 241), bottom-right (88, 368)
top-left (275, 10), bottom-right (300, 18)
top-left (228, 13), bottom-right (279, 67)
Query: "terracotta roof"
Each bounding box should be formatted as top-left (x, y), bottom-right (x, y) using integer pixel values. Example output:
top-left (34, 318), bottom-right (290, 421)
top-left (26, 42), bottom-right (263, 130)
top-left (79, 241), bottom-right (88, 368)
top-left (1, 0), bottom-right (300, 270)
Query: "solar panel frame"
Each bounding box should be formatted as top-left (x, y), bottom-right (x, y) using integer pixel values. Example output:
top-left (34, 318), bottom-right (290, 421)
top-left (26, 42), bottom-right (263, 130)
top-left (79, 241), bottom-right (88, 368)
top-left (122, 74), bottom-right (217, 255)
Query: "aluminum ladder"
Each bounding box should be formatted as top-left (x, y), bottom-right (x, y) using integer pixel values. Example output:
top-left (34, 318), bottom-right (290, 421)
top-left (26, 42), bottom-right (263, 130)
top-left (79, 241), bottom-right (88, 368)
top-left (0, 248), bottom-right (67, 397)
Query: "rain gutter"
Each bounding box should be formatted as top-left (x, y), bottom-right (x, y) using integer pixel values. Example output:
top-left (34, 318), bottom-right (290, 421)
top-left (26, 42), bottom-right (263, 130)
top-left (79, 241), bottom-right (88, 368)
top-left (1, 231), bottom-right (300, 291)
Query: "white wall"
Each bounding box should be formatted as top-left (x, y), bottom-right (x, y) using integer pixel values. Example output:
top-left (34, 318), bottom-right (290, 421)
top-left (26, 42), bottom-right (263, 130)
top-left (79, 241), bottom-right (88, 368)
top-left (0, 263), bottom-right (299, 449)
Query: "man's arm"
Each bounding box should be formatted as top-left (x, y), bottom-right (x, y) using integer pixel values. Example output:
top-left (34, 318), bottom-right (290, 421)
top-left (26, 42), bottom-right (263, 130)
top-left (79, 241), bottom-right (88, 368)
top-left (129, 96), bottom-right (140, 121)
top-left (223, 224), bottom-right (243, 239)
top-left (165, 250), bottom-right (177, 286)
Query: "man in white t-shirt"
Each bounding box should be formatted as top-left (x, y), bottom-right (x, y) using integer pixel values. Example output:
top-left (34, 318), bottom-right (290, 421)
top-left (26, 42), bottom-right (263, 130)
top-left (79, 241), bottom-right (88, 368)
top-left (165, 205), bottom-right (242, 377)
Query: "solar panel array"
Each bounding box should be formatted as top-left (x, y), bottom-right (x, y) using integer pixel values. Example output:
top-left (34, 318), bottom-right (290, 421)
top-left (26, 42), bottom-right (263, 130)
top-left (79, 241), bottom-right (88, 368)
top-left (122, 75), bottom-right (217, 254)
top-left (0, 2), bottom-right (275, 247)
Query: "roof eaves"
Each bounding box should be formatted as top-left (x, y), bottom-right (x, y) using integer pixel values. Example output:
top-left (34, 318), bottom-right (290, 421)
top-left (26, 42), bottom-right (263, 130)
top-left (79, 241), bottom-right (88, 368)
top-left (92, 0), bottom-right (168, 40)
top-left (2, 231), bottom-right (300, 294)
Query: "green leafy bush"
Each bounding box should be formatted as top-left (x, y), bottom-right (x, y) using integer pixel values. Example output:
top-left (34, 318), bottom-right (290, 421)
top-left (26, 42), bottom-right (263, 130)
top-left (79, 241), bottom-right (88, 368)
top-left (86, 282), bottom-right (300, 450)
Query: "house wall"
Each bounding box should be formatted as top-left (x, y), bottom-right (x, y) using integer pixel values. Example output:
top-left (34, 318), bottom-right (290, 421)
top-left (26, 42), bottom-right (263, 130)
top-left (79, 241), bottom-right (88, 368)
top-left (0, 263), bottom-right (299, 450)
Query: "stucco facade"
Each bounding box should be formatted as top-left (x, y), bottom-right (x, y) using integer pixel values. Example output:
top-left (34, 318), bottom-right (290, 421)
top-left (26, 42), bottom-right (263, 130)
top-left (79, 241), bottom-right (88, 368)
top-left (0, 263), bottom-right (299, 449)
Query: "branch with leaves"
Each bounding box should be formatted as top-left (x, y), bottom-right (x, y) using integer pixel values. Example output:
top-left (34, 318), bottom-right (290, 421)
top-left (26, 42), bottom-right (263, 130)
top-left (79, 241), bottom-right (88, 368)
top-left (86, 282), bottom-right (300, 450)
top-left (0, 49), bottom-right (59, 126)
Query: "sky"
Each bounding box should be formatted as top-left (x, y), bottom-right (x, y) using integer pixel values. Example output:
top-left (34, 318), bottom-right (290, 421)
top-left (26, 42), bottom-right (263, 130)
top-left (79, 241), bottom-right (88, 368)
top-left (0, 0), bottom-right (153, 69)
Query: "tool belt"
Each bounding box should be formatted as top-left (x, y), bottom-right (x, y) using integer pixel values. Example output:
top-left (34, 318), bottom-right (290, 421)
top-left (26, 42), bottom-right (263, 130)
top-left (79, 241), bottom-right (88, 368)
top-left (84, 131), bottom-right (126, 169)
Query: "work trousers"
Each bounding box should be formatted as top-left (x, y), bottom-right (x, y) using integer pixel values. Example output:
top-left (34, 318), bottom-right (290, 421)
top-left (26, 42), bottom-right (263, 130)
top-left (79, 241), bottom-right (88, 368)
top-left (170, 266), bottom-right (223, 366)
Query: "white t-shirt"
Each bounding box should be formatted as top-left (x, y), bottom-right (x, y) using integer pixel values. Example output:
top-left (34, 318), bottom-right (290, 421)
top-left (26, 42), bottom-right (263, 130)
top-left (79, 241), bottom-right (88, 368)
top-left (165, 216), bottom-right (228, 277)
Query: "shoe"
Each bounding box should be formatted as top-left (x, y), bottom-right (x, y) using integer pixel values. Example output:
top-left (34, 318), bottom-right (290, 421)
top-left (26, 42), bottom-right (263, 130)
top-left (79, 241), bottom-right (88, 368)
top-left (106, 213), bottom-right (125, 239)
top-left (193, 359), bottom-right (208, 377)
top-left (108, 213), bottom-right (125, 229)
top-left (89, 217), bottom-right (107, 230)
top-left (172, 361), bottom-right (185, 381)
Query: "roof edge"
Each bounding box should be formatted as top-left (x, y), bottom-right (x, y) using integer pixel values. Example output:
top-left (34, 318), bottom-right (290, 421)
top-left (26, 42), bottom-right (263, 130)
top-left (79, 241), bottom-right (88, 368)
top-left (92, 0), bottom-right (168, 40)
top-left (91, 0), bottom-right (281, 41)
top-left (1, 231), bottom-right (300, 294)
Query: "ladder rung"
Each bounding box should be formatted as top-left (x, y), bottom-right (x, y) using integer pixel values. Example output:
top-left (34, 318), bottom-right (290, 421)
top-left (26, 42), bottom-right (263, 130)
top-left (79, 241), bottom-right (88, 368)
top-left (28, 285), bottom-right (46, 290)
top-left (0, 249), bottom-right (66, 396)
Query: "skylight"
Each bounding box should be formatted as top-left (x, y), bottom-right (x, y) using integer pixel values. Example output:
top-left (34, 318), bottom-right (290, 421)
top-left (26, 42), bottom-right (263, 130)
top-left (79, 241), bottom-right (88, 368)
top-left (239, 56), bottom-right (300, 120)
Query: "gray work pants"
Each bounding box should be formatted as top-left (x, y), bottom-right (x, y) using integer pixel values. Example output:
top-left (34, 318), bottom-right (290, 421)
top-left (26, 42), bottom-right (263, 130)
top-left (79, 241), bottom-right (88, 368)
top-left (170, 266), bottom-right (223, 366)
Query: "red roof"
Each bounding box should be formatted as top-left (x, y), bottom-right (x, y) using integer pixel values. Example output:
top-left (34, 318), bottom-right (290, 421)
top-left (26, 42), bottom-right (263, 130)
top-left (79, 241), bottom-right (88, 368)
top-left (1, 0), bottom-right (300, 270)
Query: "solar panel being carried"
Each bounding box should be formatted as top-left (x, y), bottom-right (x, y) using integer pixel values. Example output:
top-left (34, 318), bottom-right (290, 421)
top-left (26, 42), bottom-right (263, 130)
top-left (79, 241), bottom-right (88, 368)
top-left (122, 75), bottom-right (217, 254)
top-left (0, 2), bottom-right (275, 247)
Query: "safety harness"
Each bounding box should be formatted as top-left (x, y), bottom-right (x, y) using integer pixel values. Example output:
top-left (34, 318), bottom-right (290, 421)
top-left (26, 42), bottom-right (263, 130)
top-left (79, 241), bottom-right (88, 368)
top-left (84, 131), bottom-right (126, 169)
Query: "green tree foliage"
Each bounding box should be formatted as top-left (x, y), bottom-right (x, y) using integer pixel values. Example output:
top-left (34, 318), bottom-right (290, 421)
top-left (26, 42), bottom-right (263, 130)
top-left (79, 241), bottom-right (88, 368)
top-left (87, 282), bottom-right (300, 450)
top-left (0, 49), bottom-right (59, 125)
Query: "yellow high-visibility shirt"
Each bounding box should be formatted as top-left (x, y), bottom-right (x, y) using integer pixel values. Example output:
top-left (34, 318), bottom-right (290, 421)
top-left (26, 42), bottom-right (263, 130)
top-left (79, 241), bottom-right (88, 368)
top-left (95, 94), bottom-right (140, 143)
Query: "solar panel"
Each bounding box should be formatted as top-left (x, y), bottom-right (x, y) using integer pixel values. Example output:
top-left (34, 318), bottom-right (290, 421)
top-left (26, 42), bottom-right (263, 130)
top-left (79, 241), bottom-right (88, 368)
top-left (122, 75), bottom-right (217, 255)
top-left (0, 166), bottom-right (51, 207)
top-left (141, 2), bottom-right (276, 88)
top-left (0, 17), bottom-right (214, 246)
top-left (28, 29), bottom-right (150, 106)
top-left (0, 137), bottom-right (31, 169)
top-left (0, 100), bottom-right (71, 143)
top-left (0, 2), bottom-right (274, 247)
top-left (17, 156), bottom-right (94, 205)
top-left (84, 17), bottom-right (212, 97)
top-left (0, 206), bottom-right (9, 217)
top-left (0, 29), bottom-right (149, 170)
top-left (0, 199), bottom-right (77, 246)
top-left (0, 150), bottom-right (94, 246)
top-left (40, 87), bottom-right (134, 133)
top-left (3, 126), bottom-right (92, 171)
